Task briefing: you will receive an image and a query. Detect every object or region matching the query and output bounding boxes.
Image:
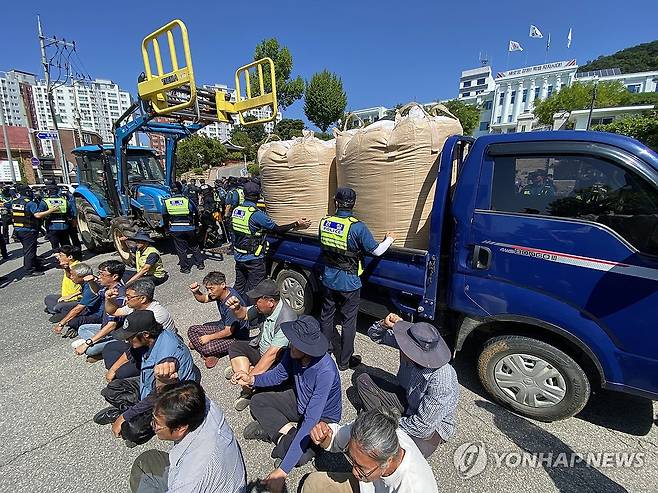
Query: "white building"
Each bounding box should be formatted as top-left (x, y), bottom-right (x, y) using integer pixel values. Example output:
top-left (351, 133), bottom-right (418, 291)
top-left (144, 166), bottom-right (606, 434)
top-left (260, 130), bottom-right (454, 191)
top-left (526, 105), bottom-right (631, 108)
top-left (568, 104), bottom-right (655, 130)
top-left (0, 70), bottom-right (132, 156)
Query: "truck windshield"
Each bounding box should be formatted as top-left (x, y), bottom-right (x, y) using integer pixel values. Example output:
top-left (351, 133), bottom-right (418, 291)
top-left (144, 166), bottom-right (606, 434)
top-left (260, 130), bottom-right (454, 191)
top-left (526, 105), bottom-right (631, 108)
top-left (126, 154), bottom-right (164, 183)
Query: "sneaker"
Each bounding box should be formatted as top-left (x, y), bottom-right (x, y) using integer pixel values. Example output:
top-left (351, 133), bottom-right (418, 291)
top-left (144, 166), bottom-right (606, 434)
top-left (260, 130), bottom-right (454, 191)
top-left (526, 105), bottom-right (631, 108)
top-left (224, 366), bottom-right (235, 380)
top-left (25, 271), bottom-right (44, 277)
top-left (234, 389), bottom-right (253, 411)
top-left (63, 327), bottom-right (78, 339)
top-left (243, 420), bottom-right (269, 441)
top-left (86, 354), bottom-right (103, 364)
top-left (339, 354), bottom-right (363, 371)
top-left (71, 339), bottom-right (86, 349)
top-left (196, 262), bottom-right (205, 270)
top-left (93, 406), bottom-right (122, 425)
top-left (180, 267), bottom-right (191, 274)
top-left (204, 356), bottom-right (219, 369)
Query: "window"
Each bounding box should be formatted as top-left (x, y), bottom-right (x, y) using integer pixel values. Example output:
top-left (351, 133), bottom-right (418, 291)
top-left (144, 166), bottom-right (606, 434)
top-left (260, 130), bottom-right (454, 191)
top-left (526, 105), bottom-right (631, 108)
top-left (591, 117), bottom-right (614, 125)
top-left (499, 93), bottom-right (505, 105)
top-left (510, 91), bottom-right (516, 104)
top-left (484, 100), bottom-right (493, 110)
top-left (479, 122), bottom-right (490, 131)
top-left (477, 78), bottom-right (486, 85)
top-left (463, 80), bottom-right (472, 88)
top-left (522, 89), bottom-right (528, 103)
top-left (508, 115), bottom-right (513, 122)
top-left (627, 84), bottom-right (641, 93)
top-left (462, 91), bottom-right (470, 97)
top-left (520, 125), bottom-right (527, 132)
top-left (547, 85), bottom-right (554, 98)
top-left (534, 87), bottom-right (541, 100)
top-left (490, 154), bottom-right (658, 255)
top-left (496, 116), bottom-right (502, 123)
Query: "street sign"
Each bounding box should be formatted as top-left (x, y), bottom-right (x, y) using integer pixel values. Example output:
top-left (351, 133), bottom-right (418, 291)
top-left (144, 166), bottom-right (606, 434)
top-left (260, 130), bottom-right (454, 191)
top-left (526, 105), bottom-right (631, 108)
top-left (31, 157), bottom-right (40, 169)
top-left (36, 131), bottom-right (59, 140)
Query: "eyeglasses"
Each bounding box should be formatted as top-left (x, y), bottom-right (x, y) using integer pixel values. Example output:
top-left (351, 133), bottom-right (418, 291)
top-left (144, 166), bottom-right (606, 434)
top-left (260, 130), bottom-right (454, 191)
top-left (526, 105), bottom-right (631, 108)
top-left (125, 294), bottom-right (143, 301)
top-left (343, 452), bottom-right (383, 480)
top-left (151, 415), bottom-right (167, 432)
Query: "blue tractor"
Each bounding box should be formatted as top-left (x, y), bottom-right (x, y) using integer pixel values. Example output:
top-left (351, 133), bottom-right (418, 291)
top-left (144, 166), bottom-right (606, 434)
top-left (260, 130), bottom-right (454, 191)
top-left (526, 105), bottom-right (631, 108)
top-left (71, 19), bottom-right (277, 264)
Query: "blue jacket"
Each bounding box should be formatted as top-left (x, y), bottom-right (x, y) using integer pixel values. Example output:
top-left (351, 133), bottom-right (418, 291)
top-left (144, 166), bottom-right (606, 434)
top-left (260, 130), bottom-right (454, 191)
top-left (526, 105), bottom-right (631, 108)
top-left (139, 330), bottom-right (196, 399)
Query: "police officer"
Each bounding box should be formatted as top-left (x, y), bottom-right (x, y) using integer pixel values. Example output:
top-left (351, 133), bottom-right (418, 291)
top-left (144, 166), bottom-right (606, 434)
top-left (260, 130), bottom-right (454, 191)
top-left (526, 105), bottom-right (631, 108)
top-left (0, 186), bottom-right (13, 246)
top-left (163, 182), bottom-right (205, 273)
top-left (187, 179), bottom-right (200, 205)
top-left (319, 187), bottom-right (395, 370)
top-left (9, 184), bottom-right (59, 277)
top-left (61, 185), bottom-right (82, 248)
top-left (230, 181), bottom-right (310, 301)
top-left (41, 183), bottom-right (73, 249)
top-left (124, 232), bottom-right (169, 286)
top-left (521, 169), bottom-right (555, 197)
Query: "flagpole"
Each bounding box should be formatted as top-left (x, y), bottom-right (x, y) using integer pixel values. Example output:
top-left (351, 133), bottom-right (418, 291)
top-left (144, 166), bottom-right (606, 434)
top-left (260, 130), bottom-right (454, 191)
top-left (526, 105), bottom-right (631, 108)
top-left (545, 32), bottom-right (551, 63)
top-left (506, 49), bottom-right (510, 71)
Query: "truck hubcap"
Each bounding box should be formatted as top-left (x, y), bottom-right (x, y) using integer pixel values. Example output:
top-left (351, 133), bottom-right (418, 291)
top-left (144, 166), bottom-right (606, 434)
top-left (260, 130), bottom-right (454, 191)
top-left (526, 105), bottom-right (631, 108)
top-left (494, 353), bottom-right (566, 408)
top-left (280, 277), bottom-right (305, 311)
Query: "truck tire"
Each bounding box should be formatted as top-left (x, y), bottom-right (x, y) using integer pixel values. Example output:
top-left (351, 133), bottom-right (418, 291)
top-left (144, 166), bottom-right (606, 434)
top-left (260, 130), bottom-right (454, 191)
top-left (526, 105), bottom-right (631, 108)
top-left (110, 217), bottom-right (140, 267)
top-left (275, 268), bottom-right (315, 315)
top-left (477, 335), bottom-right (591, 422)
top-left (75, 198), bottom-right (111, 253)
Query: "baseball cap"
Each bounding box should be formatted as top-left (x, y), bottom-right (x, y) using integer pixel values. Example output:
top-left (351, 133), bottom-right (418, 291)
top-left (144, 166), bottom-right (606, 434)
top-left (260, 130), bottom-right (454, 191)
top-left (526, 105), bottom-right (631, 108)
top-left (246, 278), bottom-right (279, 299)
top-left (335, 187), bottom-right (357, 204)
top-left (113, 310), bottom-right (161, 340)
top-left (243, 181), bottom-right (261, 197)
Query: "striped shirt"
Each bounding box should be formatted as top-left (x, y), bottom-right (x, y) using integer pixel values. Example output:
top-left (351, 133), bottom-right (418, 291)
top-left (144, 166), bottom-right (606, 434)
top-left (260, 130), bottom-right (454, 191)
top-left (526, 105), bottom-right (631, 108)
top-left (368, 321), bottom-right (459, 441)
top-left (167, 399), bottom-right (247, 492)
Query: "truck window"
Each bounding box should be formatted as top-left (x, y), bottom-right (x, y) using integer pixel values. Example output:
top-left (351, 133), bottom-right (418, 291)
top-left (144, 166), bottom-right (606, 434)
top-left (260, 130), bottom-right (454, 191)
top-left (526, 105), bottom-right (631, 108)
top-left (490, 155), bottom-right (658, 255)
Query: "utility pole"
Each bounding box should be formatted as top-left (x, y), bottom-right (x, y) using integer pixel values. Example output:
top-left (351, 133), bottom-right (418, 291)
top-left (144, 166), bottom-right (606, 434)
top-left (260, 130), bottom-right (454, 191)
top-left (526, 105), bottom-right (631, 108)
top-left (38, 15), bottom-right (74, 184)
top-left (586, 78), bottom-right (599, 131)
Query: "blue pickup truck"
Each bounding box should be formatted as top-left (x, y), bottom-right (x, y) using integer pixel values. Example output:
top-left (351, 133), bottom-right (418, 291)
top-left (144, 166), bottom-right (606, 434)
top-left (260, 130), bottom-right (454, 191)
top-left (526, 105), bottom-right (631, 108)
top-left (265, 130), bottom-right (658, 422)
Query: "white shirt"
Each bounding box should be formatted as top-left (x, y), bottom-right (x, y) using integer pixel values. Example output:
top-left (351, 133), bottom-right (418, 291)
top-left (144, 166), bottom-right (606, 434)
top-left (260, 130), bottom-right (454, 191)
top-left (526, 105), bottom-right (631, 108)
top-left (327, 423), bottom-right (438, 493)
top-left (119, 300), bottom-right (177, 333)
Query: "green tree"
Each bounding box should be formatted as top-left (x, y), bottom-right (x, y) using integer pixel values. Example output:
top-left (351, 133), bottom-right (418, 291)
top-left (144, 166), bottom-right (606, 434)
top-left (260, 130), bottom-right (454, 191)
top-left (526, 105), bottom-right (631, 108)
top-left (239, 115), bottom-right (266, 144)
top-left (593, 110), bottom-right (658, 152)
top-left (578, 40), bottom-right (658, 74)
top-left (230, 128), bottom-right (256, 162)
top-left (314, 131), bottom-right (334, 141)
top-left (274, 118), bottom-right (304, 140)
top-left (176, 135), bottom-right (227, 175)
top-left (533, 81), bottom-right (633, 126)
top-left (441, 99), bottom-right (481, 135)
top-left (252, 38), bottom-right (304, 110)
top-left (304, 70), bottom-right (348, 132)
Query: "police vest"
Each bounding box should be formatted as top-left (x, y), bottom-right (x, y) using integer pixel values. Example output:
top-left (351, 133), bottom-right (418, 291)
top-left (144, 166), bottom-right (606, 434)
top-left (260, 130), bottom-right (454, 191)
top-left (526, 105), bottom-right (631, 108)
top-left (135, 246), bottom-right (166, 279)
top-left (11, 198), bottom-right (39, 230)
top-left (139, 329), bottom-right (196, 399)
top-left (236, 188), bottom-right (245, 205)
top-left (231, 205), bottom-right (265, 256)
top-left (319, 215), bottom-right (363, 275)
top-left (164, 196), bottom-right (193, 227)
top-left (43, 197), bottom-right (68, 226)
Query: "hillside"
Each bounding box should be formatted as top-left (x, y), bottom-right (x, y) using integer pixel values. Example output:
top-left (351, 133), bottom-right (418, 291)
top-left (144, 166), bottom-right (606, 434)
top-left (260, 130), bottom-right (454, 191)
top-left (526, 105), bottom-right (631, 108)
top-left (577, 40), bottom-right (658, 74)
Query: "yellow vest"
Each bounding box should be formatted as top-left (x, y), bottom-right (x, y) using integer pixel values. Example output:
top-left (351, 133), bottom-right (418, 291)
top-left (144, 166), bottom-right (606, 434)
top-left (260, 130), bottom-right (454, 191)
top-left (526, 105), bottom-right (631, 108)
top-left (61, 260), bottom-right (82, 300)
top-left (136, 246), bottom-right (166, 278)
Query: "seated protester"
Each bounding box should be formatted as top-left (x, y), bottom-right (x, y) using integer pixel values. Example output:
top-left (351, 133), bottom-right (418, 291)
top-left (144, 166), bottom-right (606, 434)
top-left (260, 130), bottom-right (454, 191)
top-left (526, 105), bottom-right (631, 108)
top-left (225, 279), bottom-right (297, 411)
top-left (52, 262), bottom-right (103, 338)
top-left (233, 316), bottom-right (341, 493)
top-left (71, 260), bottom-right (127, 359)
top-left (44, 245), bottom-right (83, 318)
top-left (102, 278), bottom-right (176, 381)
top-left (123, 232), bottom-right (168, 286)
top-left (303, 408), bottom-right (439, 493)
top-left (129, 381), bottom-right (247, 493)
top-left (187, 271), bottom-right (250, 369)
top-left (94, 310), bottom-right (200, 446)
top-left (355, 314), bottom-right (459, 458)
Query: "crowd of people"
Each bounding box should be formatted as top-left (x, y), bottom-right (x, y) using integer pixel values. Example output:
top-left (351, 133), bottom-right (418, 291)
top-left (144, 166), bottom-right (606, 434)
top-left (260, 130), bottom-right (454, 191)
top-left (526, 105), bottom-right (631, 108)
top-left (3, 179), bottom-right (460, 492)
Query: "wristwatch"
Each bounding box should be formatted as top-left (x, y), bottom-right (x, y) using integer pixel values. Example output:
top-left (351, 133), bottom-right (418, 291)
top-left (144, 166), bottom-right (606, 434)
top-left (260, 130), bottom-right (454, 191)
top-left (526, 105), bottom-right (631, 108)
top-left (85, 338), bottom-right (95, 347)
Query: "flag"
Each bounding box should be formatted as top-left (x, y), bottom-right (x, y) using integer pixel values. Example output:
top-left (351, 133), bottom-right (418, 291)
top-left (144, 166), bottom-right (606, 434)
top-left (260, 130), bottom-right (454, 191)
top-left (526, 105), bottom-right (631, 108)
top-left (509, 40), bottom-right (523, 52)
top-left (567, 28), bottom-right (572, 48)
top-left (529, 25), bottom-right (543, 38)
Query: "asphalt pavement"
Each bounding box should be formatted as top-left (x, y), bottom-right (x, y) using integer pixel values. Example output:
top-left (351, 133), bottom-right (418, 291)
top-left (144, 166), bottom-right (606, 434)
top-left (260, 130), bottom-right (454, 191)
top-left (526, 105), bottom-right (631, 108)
top-left (0, 239), bottom-right (656, 493)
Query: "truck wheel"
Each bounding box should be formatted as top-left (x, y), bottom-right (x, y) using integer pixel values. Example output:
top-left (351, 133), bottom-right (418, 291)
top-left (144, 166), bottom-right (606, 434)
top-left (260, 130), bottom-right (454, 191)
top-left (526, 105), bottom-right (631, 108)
top-left (75, 198), bottom-right (111, 253)
top-left (477, 335), bottom-right (591, 422)
top-left (110, 217), bottom-right (139, 267)
top-left (275, 269), bottom-right (314, 315)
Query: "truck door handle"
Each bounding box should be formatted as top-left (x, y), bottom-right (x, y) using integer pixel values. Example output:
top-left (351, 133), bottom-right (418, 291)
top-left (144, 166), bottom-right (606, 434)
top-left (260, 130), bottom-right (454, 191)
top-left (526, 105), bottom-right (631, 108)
top-left (472, 245), bottom-right (492, 270)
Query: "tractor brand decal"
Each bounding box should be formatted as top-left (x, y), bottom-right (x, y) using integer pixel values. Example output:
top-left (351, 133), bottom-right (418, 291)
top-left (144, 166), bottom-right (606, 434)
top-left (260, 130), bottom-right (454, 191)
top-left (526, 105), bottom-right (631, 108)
top-left (483, 240), bottom-right (658, 282)
top-left (161, 74), bottom-right (179, 85)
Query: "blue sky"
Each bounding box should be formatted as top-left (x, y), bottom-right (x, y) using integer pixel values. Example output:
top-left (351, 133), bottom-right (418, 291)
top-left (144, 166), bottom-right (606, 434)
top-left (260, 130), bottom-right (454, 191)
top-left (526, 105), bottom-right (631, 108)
top-left (3, 0), bottom-right (657, 126)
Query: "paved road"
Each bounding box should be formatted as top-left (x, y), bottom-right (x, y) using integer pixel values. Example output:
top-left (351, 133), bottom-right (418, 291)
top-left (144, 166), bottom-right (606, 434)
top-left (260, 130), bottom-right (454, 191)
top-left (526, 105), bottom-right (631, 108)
top-left (0, 239), bottom-right (656, 493)
top-left (209, 164), bottom-right (245, 181)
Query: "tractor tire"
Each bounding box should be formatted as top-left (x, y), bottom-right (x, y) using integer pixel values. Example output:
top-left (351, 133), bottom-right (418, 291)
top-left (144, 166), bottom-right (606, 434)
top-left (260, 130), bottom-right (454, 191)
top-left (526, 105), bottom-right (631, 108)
top-left (75, 198), bottom-right (111, 253)
top-left (110, 217), bottom-right (140, 267)
top-left (477, 335), bottom-right (591, 422)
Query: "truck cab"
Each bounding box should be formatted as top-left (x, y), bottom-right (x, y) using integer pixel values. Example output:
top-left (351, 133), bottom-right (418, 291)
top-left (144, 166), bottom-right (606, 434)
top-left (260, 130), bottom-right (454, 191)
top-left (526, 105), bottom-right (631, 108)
top-left (267, 130), bottom-right (658, 422)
